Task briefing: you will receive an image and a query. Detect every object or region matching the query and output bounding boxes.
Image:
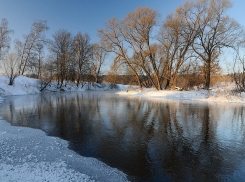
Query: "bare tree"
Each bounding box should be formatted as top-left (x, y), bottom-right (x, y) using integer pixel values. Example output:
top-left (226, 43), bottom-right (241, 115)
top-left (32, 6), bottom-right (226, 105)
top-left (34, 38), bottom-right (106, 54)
top-left (157, 2), bottom-right (201, 89)
top-left (99, 7), bottom-right (162, 90)
top-left (91, 42), bottom-right (107, 83)
top-left (43, 55), bottom-right (56, 80)
top-left (2, 52), bottom-right (18, 85)
top-left (35, 43), bottom-right (44, 79)
top-left (0, 19), bottom-right (13, 61)
top-left (49, 29), bottom-right (73, 86)
top-left (190, 0), bottom-right (241, 89)
top-left (121, 7), bottom-right (162, 90)
top-left (27, 43), bottom-right (45, 78)
top-left (232, 41), bottom-right (245, 92)
top-left (16, 20), bottom-right (48, 75)
top-left (72, 32), bottom-right (92, 86)
top-left (99, 16), bottom-right (144, 89)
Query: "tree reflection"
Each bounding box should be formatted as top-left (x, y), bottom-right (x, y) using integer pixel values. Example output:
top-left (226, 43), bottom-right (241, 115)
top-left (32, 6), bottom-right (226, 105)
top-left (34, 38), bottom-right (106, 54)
top-left (1, 93), bottom-right (245, 181)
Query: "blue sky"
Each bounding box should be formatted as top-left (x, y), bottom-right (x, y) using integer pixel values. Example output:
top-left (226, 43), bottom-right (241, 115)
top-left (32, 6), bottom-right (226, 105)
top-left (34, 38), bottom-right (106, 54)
top-left (0, 0), bottom-right (190, 43)
top-left (0, 0), bottom-right (244, 72)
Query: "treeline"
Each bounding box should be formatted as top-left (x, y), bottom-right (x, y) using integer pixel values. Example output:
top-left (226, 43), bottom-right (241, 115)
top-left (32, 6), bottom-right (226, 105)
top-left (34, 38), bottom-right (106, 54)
top-left (0, 21), bottom-right (107, 87)
top-left (0, 0), bottom-right (244, 90)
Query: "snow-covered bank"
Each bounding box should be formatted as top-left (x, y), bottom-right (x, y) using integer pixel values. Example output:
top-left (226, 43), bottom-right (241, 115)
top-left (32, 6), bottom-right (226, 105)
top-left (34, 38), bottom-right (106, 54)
top-left (0, 75), bottom-right (129, 96)
top-left (117, 83), bottom-right (245, 103)
top-left (0, 76), bottom-right (40, 96)
top-left (0, 118), bottom-right (128, 181)
top-left (2, 74), bottom-right (243, 103)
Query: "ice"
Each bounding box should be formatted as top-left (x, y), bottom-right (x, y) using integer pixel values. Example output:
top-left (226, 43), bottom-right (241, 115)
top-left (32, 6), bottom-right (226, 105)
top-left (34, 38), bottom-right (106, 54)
top-left (0, 118), bottom-right (128, 182)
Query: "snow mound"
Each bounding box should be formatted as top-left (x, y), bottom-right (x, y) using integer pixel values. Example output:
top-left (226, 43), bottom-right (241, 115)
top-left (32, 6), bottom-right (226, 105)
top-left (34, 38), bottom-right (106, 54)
top-left (0, 75), bottom-right (40, 96)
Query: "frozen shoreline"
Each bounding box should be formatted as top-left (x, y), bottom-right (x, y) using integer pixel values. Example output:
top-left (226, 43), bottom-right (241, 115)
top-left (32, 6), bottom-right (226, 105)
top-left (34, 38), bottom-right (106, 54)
top-left (0, 117), bottom-right (128, 182)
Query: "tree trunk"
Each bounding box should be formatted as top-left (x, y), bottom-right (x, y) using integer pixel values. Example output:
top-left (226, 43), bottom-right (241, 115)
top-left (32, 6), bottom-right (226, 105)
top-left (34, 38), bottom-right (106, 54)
top-left (205, 58), bottom-right (211, 90)
top-left (165, 79), bottom-right (170, 89)
top-left (77, 75), bottom-right (80, 87)
top-left (172, 56), bottom-right (183, 88)
top-left (172, 75), bottom-right (177, 88)
top-left (95, 75), bottom-right (99, 83)
top-left (38, 54), bottom-right (41, 79)
top-left (127, 63), bottom-right (143, 90)
top-left (141, 67), bottom-right (159, 90)
top-left (135, 75), bottom-right (142, 90)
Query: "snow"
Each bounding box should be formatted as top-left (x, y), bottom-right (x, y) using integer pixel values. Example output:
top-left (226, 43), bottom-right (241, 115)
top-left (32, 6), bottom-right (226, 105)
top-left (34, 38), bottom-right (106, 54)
top-left (0, 75), bottom-right (129, 96)
top-left (0, 162), bottom-right (92, 182)
top-left (117, 82), bottom-right (245, 104)
top-left (0, 118), bottom-right (128, 182)
top-left (0, 75), bottom-right (40, 96)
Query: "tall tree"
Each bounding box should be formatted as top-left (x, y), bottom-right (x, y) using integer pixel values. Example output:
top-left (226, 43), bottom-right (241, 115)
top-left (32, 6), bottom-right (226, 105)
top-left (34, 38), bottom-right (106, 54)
top-left (49, 30), bottom-right (73, 85)
top-left (98, 17), bottom-right (143, 89)
top-left (158, 3), bottom-right (200, 89)
top-left (99, 7), bottom-right (161, 89)
top-left (27, 43), bottom-right (45, 78)
top-left (121, 7), bottom-right (163, 90)
top-left (0, 19), bottom-right (13, 61)
top-left (91, 42), bottom-right (107, 83)
top-left (35, 43), bottom-right (44, 79)
top-left (2, 52), bottom-right (18, 85)
top-left (191, 0), bottom-right (241, 89)
top-left (72, 32), bottom-right (92, 86)
top-left (16, 20), bottom-right (48, 75)
top-left (231, 40), bottom-right (245, 92)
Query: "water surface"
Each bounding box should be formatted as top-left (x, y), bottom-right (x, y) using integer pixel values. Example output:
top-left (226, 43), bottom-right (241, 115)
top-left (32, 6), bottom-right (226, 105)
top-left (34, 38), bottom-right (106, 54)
top-left (1, 92), bottom-right (245, 181)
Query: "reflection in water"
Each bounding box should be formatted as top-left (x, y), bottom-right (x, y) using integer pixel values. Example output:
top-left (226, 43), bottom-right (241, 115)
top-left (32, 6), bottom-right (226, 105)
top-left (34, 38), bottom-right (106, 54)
top-left (1, 92), bottom-right (245, 181)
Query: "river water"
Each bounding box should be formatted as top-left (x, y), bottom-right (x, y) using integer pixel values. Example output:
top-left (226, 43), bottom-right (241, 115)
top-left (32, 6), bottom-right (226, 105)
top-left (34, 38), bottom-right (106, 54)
top-left (0, 91), bottom-right (245, 181)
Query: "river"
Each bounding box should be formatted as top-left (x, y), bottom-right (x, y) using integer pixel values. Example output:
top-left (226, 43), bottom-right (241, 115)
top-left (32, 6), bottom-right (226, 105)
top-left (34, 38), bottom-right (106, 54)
top-left (0, 91), bottom-right (245, 181)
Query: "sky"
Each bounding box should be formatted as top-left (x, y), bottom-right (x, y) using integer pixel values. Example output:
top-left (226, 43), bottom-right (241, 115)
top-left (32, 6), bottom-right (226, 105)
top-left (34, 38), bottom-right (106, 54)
top-left (0, 0), bottom-right (187, 43)
top-left (0, 0), bottom-right (244, 71)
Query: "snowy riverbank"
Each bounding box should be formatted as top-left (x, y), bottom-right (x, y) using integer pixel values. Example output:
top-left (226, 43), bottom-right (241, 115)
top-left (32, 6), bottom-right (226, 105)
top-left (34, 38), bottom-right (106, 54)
top-left (117, 83), bottom-right (245, 104)
top-left (0, 75), bottom-right (128, 96)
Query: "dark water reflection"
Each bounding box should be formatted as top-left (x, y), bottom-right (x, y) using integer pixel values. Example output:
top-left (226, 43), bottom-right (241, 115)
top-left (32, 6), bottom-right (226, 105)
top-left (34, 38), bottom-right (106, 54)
top-left (1, 92), bottom-right (245, 181)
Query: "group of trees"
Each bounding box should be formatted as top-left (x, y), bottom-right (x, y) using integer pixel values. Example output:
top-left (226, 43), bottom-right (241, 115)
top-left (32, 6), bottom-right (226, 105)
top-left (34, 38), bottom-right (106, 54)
top-left (99, 0), bottom-right (241, 90)
top-left (0, 0), bottom-right (244, 90)
top-left (0, 20), bottom-right (107, 86)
